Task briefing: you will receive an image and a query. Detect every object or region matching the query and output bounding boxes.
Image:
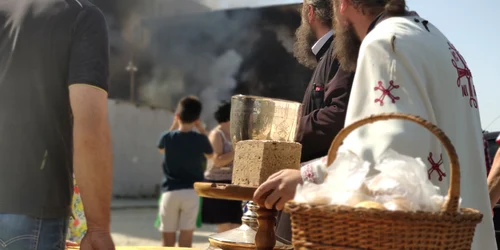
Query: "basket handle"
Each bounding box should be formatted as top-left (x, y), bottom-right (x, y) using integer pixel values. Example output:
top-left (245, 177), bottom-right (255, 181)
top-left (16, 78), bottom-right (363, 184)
top-left (326, 113), bottom-right (460, 213)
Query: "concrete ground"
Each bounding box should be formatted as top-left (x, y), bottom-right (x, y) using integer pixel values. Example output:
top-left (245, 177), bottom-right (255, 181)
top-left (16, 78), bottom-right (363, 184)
top-left (111, 200), bottom-right (216, 249)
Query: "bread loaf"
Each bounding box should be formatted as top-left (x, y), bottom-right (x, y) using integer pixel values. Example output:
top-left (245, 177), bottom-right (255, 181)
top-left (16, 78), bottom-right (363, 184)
top-left (354, 201), bottom-right (386, 210)
top-left (232, 140), bottom-right (301, 187)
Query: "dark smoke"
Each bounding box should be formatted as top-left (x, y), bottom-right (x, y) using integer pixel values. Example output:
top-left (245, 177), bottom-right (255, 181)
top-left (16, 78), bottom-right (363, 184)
top-left (93, 0), bottom-right (312, 126)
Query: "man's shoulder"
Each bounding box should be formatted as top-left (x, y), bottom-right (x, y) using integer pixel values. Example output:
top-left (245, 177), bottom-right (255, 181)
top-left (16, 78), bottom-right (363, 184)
top-left (52, 0), bottom-right (105, 26)
top-left (361, 16), bottom-right (448, 57)
top-left (68, 0), bottom-right (106, 22)
top-left (65, 0), bottom-right (99, 10)
top-left (362, 19), bottom-right (411, 48)
top-left (0, 0), bottom-right (105, 30)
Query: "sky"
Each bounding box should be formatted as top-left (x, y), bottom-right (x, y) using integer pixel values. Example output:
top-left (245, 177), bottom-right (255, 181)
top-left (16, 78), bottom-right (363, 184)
top-left (198, 0), bottom-right (302, 9)
top-left (200, 0), bottom-right (500, 131)
top-left (407, 0), bottom-right (500, 131)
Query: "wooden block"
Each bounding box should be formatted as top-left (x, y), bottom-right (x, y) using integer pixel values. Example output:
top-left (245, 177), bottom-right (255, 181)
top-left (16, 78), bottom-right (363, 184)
top-left (232, 140), bottom-right (301, 187)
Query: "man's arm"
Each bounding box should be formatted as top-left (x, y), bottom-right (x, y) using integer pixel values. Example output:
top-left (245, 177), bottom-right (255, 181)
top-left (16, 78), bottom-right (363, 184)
top-left (296, 68), bottom-right (354, 161)
top-left (488, 147), bottom-right (500, 208)
top-left (70, 85), bottom-right (113, 231)
top-left (67, 4), bottom-right (112, 233)
top-left (169, 117), bottom-right (179, 131)
top-left (195, 120), bottom-right (208, 136)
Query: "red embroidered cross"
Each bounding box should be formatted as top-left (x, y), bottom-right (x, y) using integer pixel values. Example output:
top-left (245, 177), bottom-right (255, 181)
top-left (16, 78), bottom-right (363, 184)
top-left (449, 42), bottom-right (477, 108)
top-left (374, 80), bottom-right (400, 106)
top-left (427, 152), bottom-right (446, 181)
top-left (303, 165), bottom-right (315, 183)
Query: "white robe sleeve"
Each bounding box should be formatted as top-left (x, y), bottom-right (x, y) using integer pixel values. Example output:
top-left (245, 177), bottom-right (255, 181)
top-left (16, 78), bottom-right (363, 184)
top-left (300, 156), bottom-right (327, 183)
top-left (342, 35), bottom-right (439, 170)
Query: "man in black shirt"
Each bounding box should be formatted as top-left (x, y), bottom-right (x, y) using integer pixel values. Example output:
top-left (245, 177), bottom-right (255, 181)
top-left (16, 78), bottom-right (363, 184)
top-left (0, 0), bottom-right (114, 249)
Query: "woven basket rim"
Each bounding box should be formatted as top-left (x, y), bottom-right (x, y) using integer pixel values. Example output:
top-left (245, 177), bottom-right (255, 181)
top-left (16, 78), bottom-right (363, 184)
top-left (284, 201), bottom-right (483, 223)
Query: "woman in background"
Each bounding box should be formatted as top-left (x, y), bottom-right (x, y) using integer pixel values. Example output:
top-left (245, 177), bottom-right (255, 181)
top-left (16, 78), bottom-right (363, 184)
top-left (202, 101), bottom-right (242, 232)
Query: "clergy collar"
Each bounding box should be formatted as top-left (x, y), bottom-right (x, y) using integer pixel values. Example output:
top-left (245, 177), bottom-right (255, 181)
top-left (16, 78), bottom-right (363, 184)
top-left (367, 12), bottom-right (387, 35)
top-left (366, 11), bottom-right (414, 35)
top-left (312, 30), bottom-right (334, 56)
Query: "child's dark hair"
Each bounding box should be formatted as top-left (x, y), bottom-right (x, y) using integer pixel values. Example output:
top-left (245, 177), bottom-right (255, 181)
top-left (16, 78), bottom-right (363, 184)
top-left (176, 96), bottom-right (202, 123)
top-left (214, 101), bottom-right (231, 123)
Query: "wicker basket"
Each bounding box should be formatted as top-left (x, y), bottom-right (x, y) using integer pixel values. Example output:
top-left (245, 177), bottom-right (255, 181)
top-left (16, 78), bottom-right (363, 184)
top-left (284, 113), bottom-right (483, 250)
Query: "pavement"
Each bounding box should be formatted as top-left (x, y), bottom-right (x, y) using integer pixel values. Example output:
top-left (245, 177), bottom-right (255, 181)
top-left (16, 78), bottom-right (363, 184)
top-left (111, 198), bottom-right (159, 210)
top-left (110, 199), bottom-right (215, 250)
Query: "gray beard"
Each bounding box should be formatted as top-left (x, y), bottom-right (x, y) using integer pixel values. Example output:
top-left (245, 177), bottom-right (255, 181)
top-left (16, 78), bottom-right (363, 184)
top-left (333, 19), bottom-right (361, 72)
top-left (293, 22), bottom-right (317, 69)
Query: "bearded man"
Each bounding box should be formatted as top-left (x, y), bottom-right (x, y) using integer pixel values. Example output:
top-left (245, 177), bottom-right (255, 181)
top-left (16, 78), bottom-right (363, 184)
top-left (294, 0), bottom-right (354, 164)
top-left (332, 1), bottom-right (496, 248)
top-left (256, 0), bottom-right (496, 249)
top-left (257, 0), bottom-right (355, 244)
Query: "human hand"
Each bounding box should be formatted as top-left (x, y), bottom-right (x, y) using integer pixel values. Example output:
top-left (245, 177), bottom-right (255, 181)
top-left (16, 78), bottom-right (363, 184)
top-left (194, 119), bottom-right (203, 128)
top-left (66, 240), bottom-right (79, 248)
top-left (170, 116), bottom-right (180, 131)
top-left (194, 120), bottom-right (207, 134)
top-left (253, 169), bottom-right (303, 210)
top-left (79, 229), bottom-right (115, 250)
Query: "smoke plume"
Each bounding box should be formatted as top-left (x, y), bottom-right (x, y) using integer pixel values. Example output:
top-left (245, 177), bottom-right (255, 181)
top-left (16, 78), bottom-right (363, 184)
top-left (93, 0), bottom-right (311, 127)
top-left (137, 8), bottom-right (257, 126)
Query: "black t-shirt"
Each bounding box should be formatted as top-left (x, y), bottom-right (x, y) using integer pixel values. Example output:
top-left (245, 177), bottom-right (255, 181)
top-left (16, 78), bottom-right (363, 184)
top-left (158, 130), bottom-right (214, 192)
top-left (0, 0), bottom-right (109, 218)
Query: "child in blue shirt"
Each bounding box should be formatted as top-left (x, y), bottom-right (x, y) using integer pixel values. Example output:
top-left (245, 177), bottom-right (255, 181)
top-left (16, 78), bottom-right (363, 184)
top-left (157, 96), bottom-right (213, 247)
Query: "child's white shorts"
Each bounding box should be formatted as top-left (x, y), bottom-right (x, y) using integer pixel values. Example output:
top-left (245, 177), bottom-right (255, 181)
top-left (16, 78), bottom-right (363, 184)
top-left (158, 189), bottom-right (199, 232)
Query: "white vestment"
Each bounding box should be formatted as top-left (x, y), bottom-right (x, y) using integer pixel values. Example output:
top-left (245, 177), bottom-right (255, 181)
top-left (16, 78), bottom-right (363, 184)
top-left (300, 15), bottom-right (496, 249)
top-left (340, 15), bottom-right (496, 249)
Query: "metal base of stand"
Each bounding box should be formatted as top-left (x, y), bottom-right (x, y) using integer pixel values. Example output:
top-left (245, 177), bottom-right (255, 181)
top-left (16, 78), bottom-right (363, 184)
top-left (206, 201), bottom-right (292, 250)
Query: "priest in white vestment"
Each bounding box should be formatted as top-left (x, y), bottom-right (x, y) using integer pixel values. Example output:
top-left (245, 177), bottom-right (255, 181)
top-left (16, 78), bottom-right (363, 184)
top-left (330, 0), bottom-right (496, 249)
top-left (254, 0), bottom-right (496, 249)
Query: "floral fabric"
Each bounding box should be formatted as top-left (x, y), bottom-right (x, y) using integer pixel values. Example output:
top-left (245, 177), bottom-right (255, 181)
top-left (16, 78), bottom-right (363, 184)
top-left (67, 176), bottom-right (87, 243)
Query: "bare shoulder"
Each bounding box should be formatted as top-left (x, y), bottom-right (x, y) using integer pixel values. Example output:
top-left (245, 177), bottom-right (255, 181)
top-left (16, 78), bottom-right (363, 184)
top-left (208, 129), bottom-right (220, 139)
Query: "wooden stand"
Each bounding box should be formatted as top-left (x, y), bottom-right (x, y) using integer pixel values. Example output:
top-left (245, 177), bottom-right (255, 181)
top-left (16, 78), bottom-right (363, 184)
top-left (255, 207), bottom-right (277, 250)
top-left (194, 183), bottom-right (288, 250)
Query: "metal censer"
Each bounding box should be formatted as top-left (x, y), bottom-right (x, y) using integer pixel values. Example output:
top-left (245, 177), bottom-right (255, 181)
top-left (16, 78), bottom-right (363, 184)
top-left (197, 95), bottom-right (301, 250)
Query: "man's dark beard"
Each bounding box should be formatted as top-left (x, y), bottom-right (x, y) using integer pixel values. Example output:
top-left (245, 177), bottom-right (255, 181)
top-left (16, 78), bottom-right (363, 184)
top-left (293, 22), bottom-right (317, 69)
top-left (333, 18), bottom-right (361, 72)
